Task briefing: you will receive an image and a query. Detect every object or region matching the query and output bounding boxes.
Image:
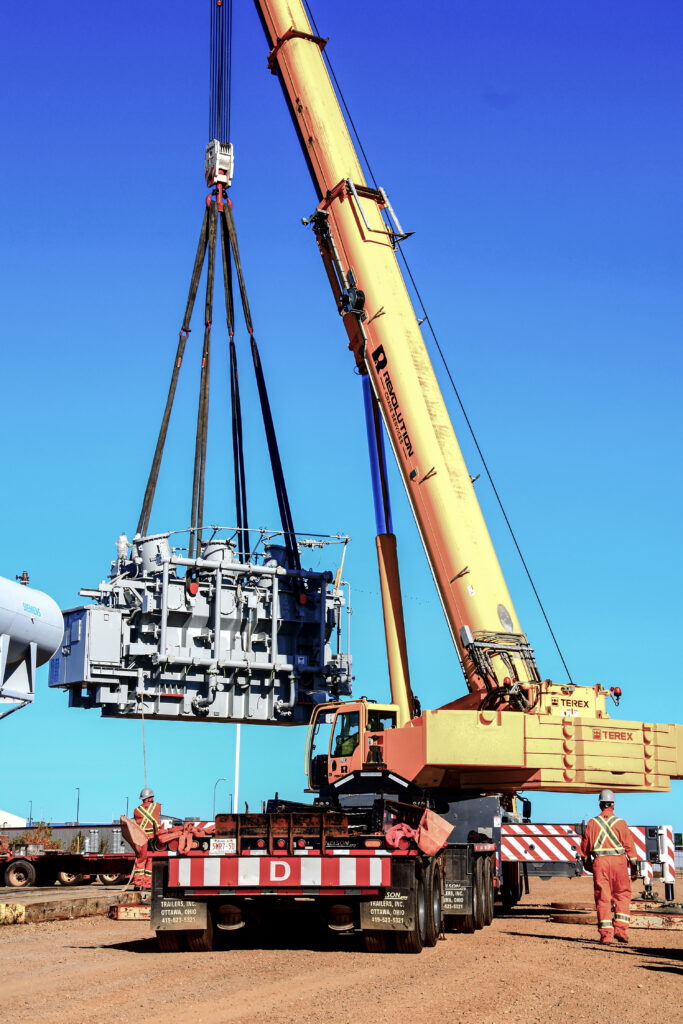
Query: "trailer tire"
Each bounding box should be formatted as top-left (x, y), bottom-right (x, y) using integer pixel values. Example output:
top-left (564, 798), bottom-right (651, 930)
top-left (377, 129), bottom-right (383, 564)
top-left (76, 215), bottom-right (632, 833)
top-left (501, 862), bottom-right (521, 909)
top-left (98, 873), bottom-right (128, 885)
top-left (363, 929), bottom-right (390, 953)
top-left (451, 911), bottom-right (476, 934)
top-left (156, 930), bottom-right (183, 952)
top-left (5, 859), bottom-right (36, 888)
top-left (482, 856), bottom-right (494, 927)
top-left (472, 856), bottom-right (485, 930)
top-left (57, 872), bottom-right (83, 886)
top-left (187, 911), bottom-right (214, 952)
top-left (395, 866), bottom-right (427, 954)
top-left (424, 859), bottom-right (442, 947)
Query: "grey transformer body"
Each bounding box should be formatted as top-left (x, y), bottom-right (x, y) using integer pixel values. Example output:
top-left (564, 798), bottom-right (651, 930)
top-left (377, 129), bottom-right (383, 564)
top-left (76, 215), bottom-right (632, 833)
top-left (49, 529), bottom-right (352, 724)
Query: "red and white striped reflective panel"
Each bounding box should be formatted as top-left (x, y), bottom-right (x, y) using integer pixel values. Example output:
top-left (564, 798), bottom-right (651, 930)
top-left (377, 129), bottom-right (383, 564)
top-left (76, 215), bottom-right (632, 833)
top-left (502, 824), bottom-right (673, 882)
top-left (168, 854), bottom-right (392, 889)
top-left (659, 826), bottom-right (676, 883)
top-left (501, 824), bottom-right (581, 863)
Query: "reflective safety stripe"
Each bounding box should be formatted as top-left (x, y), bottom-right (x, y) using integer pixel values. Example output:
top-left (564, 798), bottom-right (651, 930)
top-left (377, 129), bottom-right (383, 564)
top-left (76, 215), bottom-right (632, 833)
top-left (137, 803), bottom-right (159, 833)
top-left (598, 920), bottom-right (614, 929)
top-left (593, 849), bottom-right (623, 856)
top-left (614, 913), bottom-right (631, 923)
top-left (592, 815), bottom-right (625, 855)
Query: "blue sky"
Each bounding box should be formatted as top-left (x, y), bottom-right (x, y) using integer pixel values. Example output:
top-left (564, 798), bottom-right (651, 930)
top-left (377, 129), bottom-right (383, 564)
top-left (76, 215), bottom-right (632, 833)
top-left (1, 2), bottom-right (681, 831)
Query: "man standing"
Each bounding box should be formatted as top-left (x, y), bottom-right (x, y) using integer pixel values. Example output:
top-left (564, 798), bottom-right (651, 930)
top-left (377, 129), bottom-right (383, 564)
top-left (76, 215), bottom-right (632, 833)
top-left (132, 787), bottom-right (161, 889)
top-left (580, 789), bottom-right (639, 945)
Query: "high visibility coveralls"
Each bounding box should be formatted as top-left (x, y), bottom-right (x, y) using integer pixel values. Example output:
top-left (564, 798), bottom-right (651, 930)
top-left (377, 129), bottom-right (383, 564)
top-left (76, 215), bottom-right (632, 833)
top-left (132, 801), bottom-right (161, 889)
top-left (580, 809), bottom-right (637, 942)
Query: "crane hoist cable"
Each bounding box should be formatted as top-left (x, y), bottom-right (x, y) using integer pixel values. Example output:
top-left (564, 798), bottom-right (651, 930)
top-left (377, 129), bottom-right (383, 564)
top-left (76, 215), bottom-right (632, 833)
top-left (136, 0), bottom-right (302, 574)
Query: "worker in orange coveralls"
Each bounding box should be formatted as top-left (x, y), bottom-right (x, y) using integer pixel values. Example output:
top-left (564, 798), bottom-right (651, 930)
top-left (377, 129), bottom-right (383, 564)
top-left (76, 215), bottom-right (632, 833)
top-left (580, 789), bottom-right (639, 945)
top-left (132, 787), bottom-right (161, 889)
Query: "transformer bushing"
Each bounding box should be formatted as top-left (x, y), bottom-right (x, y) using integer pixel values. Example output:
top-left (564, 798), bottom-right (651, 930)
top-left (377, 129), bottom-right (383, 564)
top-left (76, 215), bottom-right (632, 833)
top-left (49, 529), bottom-right (352, 724)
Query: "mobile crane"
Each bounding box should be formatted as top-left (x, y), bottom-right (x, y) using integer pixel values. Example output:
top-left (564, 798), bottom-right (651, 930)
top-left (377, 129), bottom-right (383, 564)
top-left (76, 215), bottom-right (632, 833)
top-left (133, 1), bottom-right (681, 954)
top-left (254, 0), bottom-right (682, 798)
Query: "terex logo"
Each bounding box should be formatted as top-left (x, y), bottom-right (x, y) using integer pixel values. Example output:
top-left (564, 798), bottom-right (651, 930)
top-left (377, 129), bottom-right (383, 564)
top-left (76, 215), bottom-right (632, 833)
top-left (592, 729), bottom-right (635, 742)
top-left (269, 861), bottom-right (292, 882)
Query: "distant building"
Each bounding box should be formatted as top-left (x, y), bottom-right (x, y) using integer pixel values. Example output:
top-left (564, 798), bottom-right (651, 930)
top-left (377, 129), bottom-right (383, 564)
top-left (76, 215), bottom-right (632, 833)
top-left (0, 811), bottom-right (27, 828)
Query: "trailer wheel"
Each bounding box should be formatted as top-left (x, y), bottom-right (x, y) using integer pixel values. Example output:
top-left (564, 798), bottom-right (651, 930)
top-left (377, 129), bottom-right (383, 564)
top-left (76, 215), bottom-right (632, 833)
top-left (448, 863), bottom-right (480, 933)
top-left (186, 912), bottom-right (214, 952)
top-left (424, 859), bottom-right (442, 947)
top-left (395, 867), bottom-right (427, 954)
top-left (5, 859), bottom-right (36, 888)
top-left (473, 856), bottom-right (485, 930)
top-left (482, 857), bottom-right (494, 927)
top-left (363, 929), bottom-right (390, 953)
top-left (57, 872), bottom-right (83, 886)
top-left (97, 873), bottom-right (128, 885)
top-left (156, 930), bottom-right (183, 952)
top-left (501, 863), bottom-right (521, 909)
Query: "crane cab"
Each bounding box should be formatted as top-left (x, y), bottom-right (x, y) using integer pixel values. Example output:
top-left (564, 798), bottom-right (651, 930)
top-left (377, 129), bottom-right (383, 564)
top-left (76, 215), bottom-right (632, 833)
top-left (306, 698), bottom-right (398, 791)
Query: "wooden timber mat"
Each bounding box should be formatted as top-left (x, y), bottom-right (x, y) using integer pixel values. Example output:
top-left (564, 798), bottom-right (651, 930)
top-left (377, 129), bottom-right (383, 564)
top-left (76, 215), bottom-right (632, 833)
top-left (549, 899), bottom-right (683, 928)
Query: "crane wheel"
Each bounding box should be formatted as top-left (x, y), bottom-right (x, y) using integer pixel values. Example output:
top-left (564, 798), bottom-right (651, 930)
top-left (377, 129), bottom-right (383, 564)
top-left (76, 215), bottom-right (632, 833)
top-left (363, 929), bottom-right (390, 953)
top-left (482, 857), bottom-right (494, 926)
top-left (395, 865), bottom-right (427, 953)
top-left (5, 859), bottom-right (37, 888)
top-left (424, 859), bottom-right (442, 947)
top-left (186, 912), bottom-right (214, 952)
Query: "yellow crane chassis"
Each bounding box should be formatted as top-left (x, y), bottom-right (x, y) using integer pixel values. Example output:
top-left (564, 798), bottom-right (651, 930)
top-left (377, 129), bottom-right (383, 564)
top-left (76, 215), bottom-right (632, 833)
top-left (382, 709), bottom-right (683, 794)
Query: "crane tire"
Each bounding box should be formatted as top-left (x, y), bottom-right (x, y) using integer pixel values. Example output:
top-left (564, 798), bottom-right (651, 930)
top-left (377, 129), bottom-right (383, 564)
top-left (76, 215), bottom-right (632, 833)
top-left (482, 856), bottom-right (494, 926)
top-left (156, 930), bottom-right (183, 952)
top-left (186, 912), bottom-right (214, 952)
top-left (395, 865), bottom-right (427, 953)
top-left (424, 859), bottom-right (442, 947)
top-left (5, 859), bottom-right (37, 888)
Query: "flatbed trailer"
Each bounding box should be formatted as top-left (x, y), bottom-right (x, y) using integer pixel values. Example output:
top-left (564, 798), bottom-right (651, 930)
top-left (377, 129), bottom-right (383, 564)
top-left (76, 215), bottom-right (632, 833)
top-left (144, 805), bottom-right (676, 953)
top-left (0, 850), bottom-right (134, 888)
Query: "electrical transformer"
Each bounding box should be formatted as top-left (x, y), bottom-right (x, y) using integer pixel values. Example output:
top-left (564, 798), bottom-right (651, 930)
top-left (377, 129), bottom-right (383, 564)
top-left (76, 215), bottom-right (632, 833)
top-left (49, 529), bottom-right (352, 724)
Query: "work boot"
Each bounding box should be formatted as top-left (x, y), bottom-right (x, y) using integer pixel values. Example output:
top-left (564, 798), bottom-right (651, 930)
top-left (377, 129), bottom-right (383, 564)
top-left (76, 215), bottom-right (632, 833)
top-left (599, 932), bottom-right (613, 945)
top-left (614, 932), bottom-right (629, 944)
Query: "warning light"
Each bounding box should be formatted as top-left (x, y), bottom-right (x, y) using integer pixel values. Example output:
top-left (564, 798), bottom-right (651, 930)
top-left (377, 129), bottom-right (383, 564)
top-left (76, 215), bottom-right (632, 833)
top-left (187, 580), bottom-right (199, 597)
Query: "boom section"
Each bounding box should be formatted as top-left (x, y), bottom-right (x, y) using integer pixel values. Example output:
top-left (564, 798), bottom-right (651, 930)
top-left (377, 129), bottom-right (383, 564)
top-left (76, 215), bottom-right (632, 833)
top-left (257, 0), bottom-right (536, 693)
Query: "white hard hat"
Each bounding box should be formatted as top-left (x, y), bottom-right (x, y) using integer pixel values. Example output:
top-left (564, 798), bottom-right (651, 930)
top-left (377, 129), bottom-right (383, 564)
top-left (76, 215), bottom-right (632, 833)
top-left (140, 787), bottom-right (154, 800)
top-left (599, 789), bottom-right (615, 804)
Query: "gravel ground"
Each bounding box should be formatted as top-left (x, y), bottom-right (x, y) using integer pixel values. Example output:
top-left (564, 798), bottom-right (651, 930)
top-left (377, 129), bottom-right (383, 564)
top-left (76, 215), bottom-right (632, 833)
top-left (1, 876), bottom-right (681, 1024)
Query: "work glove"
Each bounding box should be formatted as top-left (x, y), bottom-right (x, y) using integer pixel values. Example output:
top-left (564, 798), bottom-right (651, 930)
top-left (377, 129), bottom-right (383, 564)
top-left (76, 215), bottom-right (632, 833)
top-left (629, 859), bottom-right (639, 880)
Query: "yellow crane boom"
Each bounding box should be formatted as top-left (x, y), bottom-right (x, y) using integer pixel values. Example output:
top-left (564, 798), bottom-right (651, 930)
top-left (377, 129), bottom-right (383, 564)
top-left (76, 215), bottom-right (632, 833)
top-left (256, 0), bottom-right (683, 795)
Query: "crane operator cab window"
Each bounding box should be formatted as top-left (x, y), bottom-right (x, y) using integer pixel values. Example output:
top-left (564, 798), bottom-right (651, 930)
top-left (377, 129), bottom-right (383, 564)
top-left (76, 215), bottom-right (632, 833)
top-left (332, 710), bottom-right (360, 758)
top-left (367, 710), bottom-right (396, 733)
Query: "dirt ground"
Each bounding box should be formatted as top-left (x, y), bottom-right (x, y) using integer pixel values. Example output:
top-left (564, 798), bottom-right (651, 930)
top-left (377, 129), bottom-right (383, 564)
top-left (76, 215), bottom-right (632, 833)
top-left (1, 876), bottom-right (681, 1024)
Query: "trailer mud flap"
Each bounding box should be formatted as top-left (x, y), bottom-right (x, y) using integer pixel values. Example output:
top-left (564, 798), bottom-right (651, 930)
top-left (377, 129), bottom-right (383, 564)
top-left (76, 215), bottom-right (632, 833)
top-left (360, 887), bottom-right (414, 932)
top-left (442, 880), bottom-right (472, 914)
top-left (443, 845), bottom-right (473, 913)
top-left (151, 894), bottom-right (208, 931)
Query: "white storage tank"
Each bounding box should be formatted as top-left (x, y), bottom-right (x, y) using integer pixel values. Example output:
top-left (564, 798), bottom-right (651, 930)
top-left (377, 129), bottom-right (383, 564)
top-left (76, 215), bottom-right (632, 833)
top-left (0, 575), bottom-right (64, 710)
